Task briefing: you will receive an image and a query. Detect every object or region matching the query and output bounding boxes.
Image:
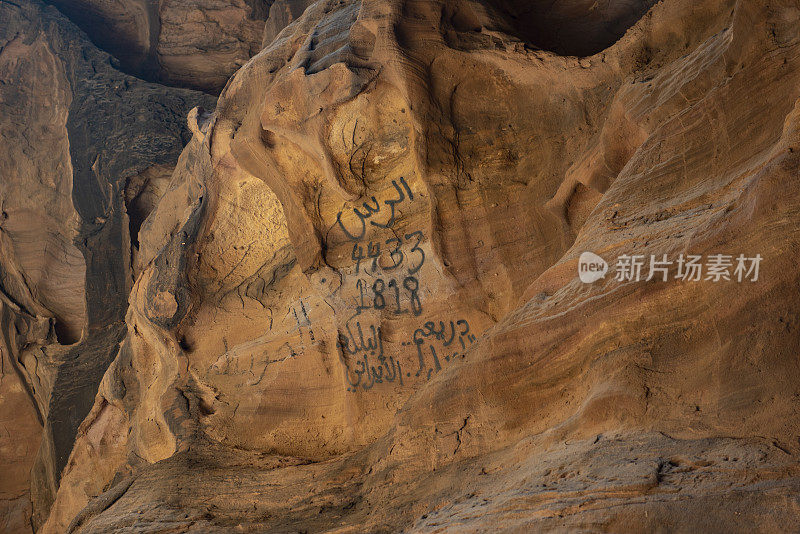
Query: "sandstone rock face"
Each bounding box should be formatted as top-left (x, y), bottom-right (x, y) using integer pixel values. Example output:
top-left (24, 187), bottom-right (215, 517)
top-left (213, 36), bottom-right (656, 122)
top-left (42, 0), bottom-right (331, 95)
top-left (156, 0), bottom-right (269, 91)
top-left (0, 1), bottom-right (213, 531)
top-left (4, 0), bottom-right (800, 531)
top-left (261, 0), bottom-right (315, 48)
top-left (45, 0), bottom-right (270, 93)
top-left (468, 0), bottom-right (660, 57)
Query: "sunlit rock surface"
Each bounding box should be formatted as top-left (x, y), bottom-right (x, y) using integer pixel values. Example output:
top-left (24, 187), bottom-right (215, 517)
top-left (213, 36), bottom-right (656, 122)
top-left (2, 0), bottom-right (800, 531)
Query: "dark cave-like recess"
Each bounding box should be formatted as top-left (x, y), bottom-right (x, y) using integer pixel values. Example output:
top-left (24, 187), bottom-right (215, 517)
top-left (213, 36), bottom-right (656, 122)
top-left (477, 0), bottom-right (657, 56)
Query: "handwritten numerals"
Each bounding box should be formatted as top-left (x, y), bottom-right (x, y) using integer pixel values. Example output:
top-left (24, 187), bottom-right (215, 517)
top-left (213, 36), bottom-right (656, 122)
top-left (403, 277), bottom-right (422, 316)
top-left (386, 279), bottom-right (405, 314)
top-left (405, 231), bottom-right (424, 275)
top-left (351, 232), bottom-right (425, 275)
top-left (384, 238), bottom-right (403, 270)
top-left (355, 276), bottom-right (422, 316)
top-left (355, 279), bottom-right (372, 314)
top-left (372, 279), bottom-right (386, 309)
top-left (351, 242), bottom-right (383, 274)
top-left (352, 244), bottom-right (365, 274)
top-left (367, 242), bottom-right (381, 272)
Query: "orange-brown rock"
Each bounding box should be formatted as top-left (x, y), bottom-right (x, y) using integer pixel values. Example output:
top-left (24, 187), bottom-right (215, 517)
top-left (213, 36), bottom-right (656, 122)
top-left (4, 0), bottom-right (800, 531)
top-left (44, 0), bottom-right (323, 94)
top-left (262, 0), bottom-right (315, 48)
top-left (45, 0), bottom-right (269, 93)
top-left (0, 1), bottom-right (214, 531)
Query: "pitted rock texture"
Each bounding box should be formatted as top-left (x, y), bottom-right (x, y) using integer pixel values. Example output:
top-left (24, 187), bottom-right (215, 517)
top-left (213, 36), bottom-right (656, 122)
top-left (4, 0), bottom-right (800, 532)
top-left (0, 0), bottom-right (214, 531)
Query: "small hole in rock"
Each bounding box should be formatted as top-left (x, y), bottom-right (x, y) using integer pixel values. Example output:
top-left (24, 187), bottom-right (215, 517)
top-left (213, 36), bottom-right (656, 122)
top-left (178, 336), bottom-right (193, 352)
top-left (54, 319), bottom-right (81, 345)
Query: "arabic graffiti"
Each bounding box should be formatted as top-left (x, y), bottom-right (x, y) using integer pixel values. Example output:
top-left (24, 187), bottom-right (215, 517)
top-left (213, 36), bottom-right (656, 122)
top-left (402, 319), bottom-right (476, 380)
top-left (331, 175), bottom-right (474, 392)
top-left (336, 177), bottom-right (414, 241)
top-left (337, 322), bottom-right (404, 392)
top-left (337, 318), bottom-right (477, 392)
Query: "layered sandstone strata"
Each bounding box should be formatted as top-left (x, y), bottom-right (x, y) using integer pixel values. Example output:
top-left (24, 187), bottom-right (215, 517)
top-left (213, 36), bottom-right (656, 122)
top-left (0, 1), bottom-right (213, 531)
top-left (2, 0), bottom-right (800, 531)
top-left (44, 0), bottom-right (269, 93)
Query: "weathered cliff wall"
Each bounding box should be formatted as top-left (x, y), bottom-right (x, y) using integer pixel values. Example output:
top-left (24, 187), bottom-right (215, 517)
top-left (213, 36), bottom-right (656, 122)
top-left (0, 1), bottom-right (214, 530)
top-left (2, 0), bottom-right (800, 531)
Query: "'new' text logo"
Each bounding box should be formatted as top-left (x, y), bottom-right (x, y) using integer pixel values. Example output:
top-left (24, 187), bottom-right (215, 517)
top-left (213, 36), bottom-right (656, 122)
top-left (578, 252), bottom-right (608, 283)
